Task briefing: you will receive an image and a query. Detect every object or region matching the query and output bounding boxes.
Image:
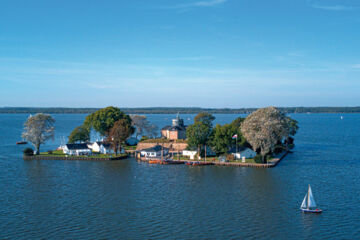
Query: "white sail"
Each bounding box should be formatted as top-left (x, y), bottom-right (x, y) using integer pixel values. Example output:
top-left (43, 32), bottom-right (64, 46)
top-left (301, 194), bottom-right (307, 209)
top-left (308, 185), bottom-right (317, 208)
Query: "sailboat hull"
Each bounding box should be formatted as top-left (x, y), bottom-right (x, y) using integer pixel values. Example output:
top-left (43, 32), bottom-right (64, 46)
top-left (301, 208), bottom-right (322, 213)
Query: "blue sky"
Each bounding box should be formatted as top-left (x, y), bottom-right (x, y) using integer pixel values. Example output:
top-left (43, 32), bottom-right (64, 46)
top-left (1, 0), bottom-right (360, 108)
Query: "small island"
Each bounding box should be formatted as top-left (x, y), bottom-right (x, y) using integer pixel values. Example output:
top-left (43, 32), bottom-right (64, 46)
top-left (22, 107), bottom-right (134, 161)
top-left (22, 106), bottom-right (298, 167)
top-left (135, 106), bottom-right (297, 168)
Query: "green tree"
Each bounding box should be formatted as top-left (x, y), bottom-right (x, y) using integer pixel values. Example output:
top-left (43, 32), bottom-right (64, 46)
top-left (211, 123), bottom-right (236, 155)
top-left (194, 112), bottom-right (216, 126)
top-left (84, 106), bottom-right (132, 137)
top-left (68, 125), bottom-right (90, 143)
top-left (22, 113), bottom-right (55, 154)
top-left (231, 117), bottom-right (245, 129)
top-left (107, 119), bottom-right (134, 155)
top-left (285, 117), bottom-right (299, 137)
top-left (186, 121), bottom-right (213, 160)
top-left (240, 107), bottom-right (290, 163)
top-left (210, 117), bottom-right (247, 156)
top-left (191, 112), bottom-right (216, 160)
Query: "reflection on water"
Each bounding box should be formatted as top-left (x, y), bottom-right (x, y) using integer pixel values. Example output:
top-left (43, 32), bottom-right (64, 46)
top-left (0, 113), bottom-right (360, 239)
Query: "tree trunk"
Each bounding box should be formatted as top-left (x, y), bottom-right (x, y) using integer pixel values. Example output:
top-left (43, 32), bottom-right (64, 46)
top-left (205, 144), bottom-right (207, 162)
top-left (198, 145), bottom-right (200, 160)
top-left (262, 154), bottom-right (267, 164)
top-left (114, 145), bottom-right (117, 156)
top-left (36, 143), bottom-right (40, 155)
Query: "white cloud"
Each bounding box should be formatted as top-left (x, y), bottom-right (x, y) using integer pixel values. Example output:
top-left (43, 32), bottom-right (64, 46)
top-left (191, 0), bottom-right (227, 7)
top-left (311, 4), bottom-right (353, 11)
top-left (163, 0), bottom-right (227, 9)
top-left (141, 56), bottom-right (214, 61)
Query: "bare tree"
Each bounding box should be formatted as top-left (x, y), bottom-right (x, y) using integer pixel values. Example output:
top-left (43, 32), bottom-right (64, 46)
top-left (241, 107), bottom-right (288, 163)
top-left (107, 119), bottom-right (133, 155)
top-left (130, 115), bottom-right (159, 139)
top-left (130, 115), bottom-right (147, 138)
top-left (22, 113), bottom-right (55, 154)
top-left (145, 124), bottom-right (159, 138)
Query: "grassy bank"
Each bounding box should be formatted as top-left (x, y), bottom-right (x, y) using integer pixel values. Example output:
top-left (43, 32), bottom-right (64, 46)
top-left (40, 150), bottom-right (127, 158)
top-left (173, 155), bottom-right (257, 164)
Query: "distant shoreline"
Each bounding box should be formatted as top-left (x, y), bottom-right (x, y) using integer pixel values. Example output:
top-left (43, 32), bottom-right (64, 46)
top-left (1, 107), bottom-right (360, 114)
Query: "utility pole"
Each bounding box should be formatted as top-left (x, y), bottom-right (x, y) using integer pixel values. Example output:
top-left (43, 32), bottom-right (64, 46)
top-left (205, 145), bottom-right (207, 162)
top-left (161, 144), bottom-right (163, 161)
top-left (236, 136), bottom-right (238, 160)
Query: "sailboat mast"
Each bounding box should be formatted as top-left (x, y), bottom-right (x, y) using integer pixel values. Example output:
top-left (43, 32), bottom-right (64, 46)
top-left (307, 184), bottom-right (310, 209)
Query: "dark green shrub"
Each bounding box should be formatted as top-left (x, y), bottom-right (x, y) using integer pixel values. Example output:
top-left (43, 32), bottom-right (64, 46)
top-left (274, 145), bottom-right (285, 154)
top-left (254, 154), bottom-right (272, 163)
top-left (23, 148), bottom-right (34, 156)
top-left (48, 150), bottom-right (53, 154)
top-left (254, 154), bottom-right (263, 163)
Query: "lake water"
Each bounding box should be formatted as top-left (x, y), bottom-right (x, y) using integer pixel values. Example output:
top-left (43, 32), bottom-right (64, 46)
top-left (1, 113), bottom-right (360, 239)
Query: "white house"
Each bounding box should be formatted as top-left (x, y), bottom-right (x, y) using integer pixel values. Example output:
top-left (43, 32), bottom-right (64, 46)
top-left (182, 150), bottom-right (198, 160)
top-left (228, 147), bottom-right (256, 160)
top-left (140, 145), bottom-right (169, 159)
top-left (182, 146), bottom-right (216, 160)
top-left (63, 144), bottom-right (92, 156)
top-left (88, 142), bottom-right (114, 154)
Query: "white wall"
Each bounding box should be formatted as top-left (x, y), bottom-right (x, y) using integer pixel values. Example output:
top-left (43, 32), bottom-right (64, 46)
top-left (182, 150), bottom-right (197, 160)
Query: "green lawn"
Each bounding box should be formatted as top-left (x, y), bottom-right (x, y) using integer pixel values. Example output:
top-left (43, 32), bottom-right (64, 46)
top-left (173, 155), bottom-right (258, 164)
top-left (227, 158), bottom-right (256, 164)
top-left (40, 150), bottom-right (66, 156)
top-left (76, 153), bottom-right (127, 158)
top-left (124, 145), bottom-right (137, 150)
top-left (40, 150), bottom-right (126, 158)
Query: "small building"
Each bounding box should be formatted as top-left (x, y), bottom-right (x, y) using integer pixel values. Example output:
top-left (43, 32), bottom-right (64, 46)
top-left (161, 114), bottom-right (186, 140)
top-left (182, 146), bottom-right (216, 160)
top-left (88, 142), bottom-right (114, 154)
top-left (228, 146), bottom-right (256, 160)
top-left (139, 145), bottom-right (169, 159)
top-left (182, 149), bottom-right (198, 160)
top-left (63, 143), bottom-right (92, 156)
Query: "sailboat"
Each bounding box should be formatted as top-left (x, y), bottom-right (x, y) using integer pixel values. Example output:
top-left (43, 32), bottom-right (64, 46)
top-left (300, 185), bottom-right (322, 213)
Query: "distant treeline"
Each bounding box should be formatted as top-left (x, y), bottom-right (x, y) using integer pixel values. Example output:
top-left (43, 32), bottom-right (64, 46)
top-left (1, 107), bottom-right (360, 114)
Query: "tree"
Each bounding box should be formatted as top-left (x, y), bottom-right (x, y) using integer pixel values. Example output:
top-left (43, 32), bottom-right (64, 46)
top-left (194, 112), bottom-right (215, 127)
top-left (83, 106), bottom-right (131, 137)
top-left (285, 117), bottom-right (299, 138)
top-left (145, 124), bottom-right (159, 138)
top-left (230, 117), bottom-right (249, 146)
top-left (186, 121), bottom-right (213, 160)
top-left (68, 125), bottom-right (90, 143)
top-left (107, 119), bottom-right (134, 155)
top-left (22, 113), bottom-right (55, 154)
top-left (241, 107), bottom-right (289, 163)
top-left (130, 115), bottom-right (159, 139)
top-left (23, 147), bottom-right (34, 156)
top-left (191, 112), bottom-right (215, 160)
top-left (130, 115), bottom-right (147, 138)
top-left (211, 123), bottom-right (237, 155)
top-left (231, 117), bottom-right (245, 129)
top-left (211, 118), bottom-right (248, 156)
